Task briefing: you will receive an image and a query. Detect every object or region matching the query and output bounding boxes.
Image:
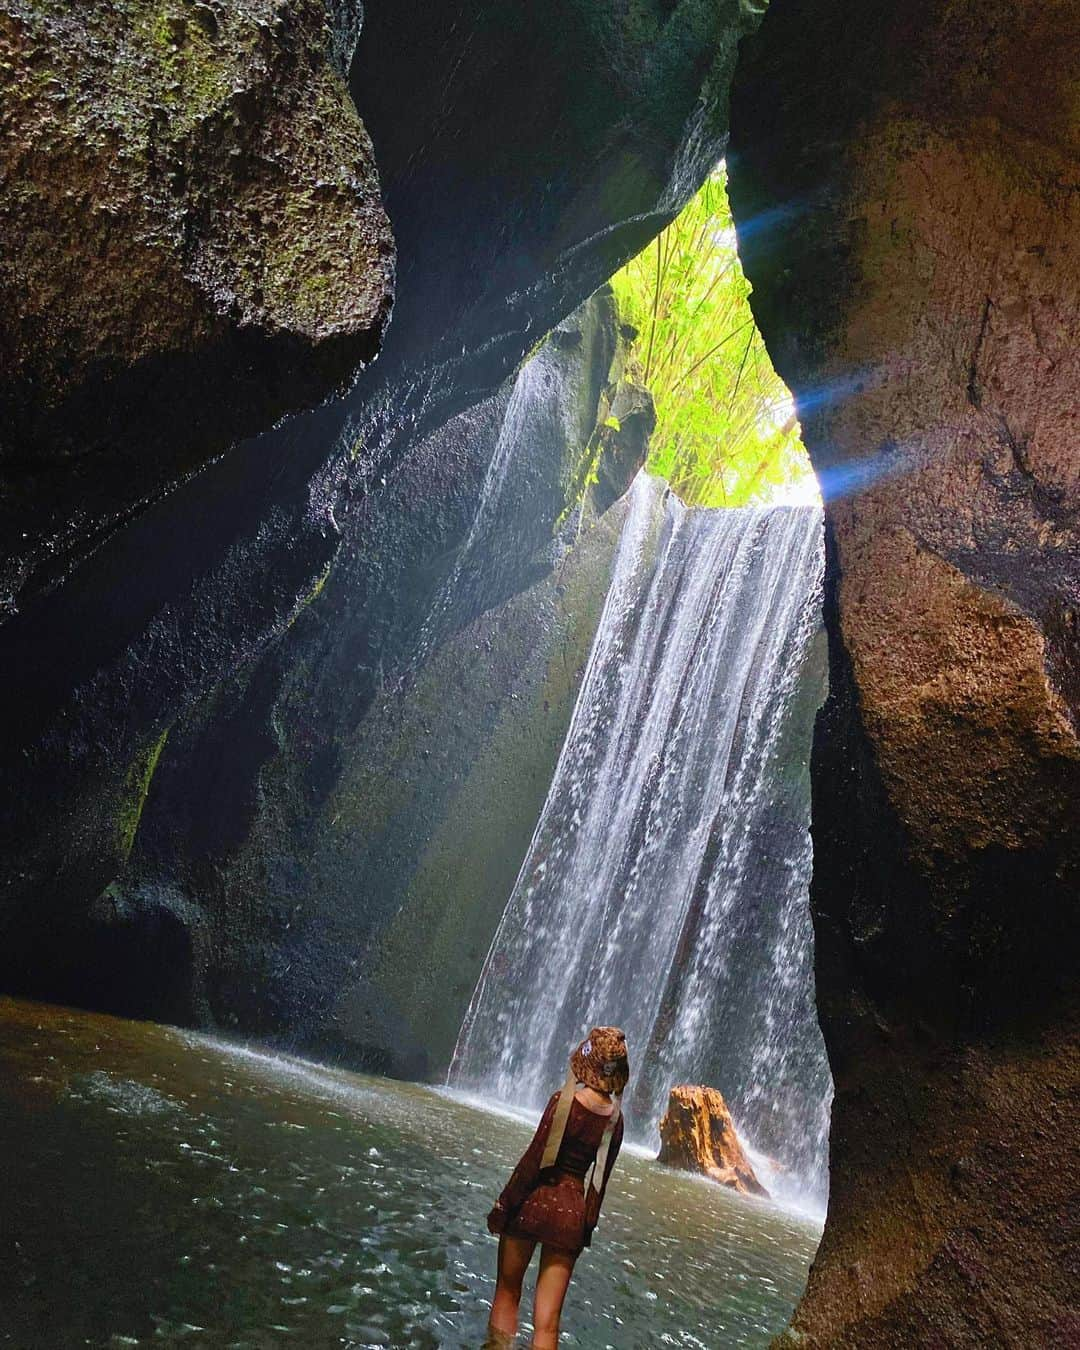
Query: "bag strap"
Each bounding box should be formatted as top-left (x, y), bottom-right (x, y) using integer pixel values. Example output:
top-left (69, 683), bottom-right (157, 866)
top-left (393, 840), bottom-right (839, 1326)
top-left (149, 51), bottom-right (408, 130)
top-left (586, 1096), bottom-right (620, 1195)
top-left (539, 1070), bottom-right (577, 1171)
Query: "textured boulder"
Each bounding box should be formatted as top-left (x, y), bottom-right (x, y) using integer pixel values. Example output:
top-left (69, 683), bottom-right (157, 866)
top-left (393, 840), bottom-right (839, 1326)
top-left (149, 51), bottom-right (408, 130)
top-left (730, 0), bottom-right (1080, 1343)
top-left (0, 0), bottom-right (394, 611)
top-left (657, 1085), bottom-right (768, 1198)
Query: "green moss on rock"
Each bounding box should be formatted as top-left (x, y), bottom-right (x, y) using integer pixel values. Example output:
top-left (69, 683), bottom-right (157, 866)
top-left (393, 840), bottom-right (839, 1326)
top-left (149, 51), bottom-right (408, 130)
top-left (116, 727), bottom-right (170, 862)
top-left (0, 0), bottom-right (394, 461)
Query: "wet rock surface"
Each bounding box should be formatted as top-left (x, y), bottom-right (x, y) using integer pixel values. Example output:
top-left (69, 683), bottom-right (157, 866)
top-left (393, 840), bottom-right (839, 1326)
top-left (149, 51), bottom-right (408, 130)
top-left (729, 0), bottom-right (1080, 1342)
top-left (5, 289), bottom-right (655, 1076)
top-left (657, 1085), bottom-right (769, 1199)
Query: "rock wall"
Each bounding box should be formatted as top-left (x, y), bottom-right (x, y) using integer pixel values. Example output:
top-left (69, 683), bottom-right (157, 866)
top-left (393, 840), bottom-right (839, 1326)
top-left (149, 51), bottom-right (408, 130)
top-left (729, 2), bottom-right (1080, 1343)
top-left (0, 0), bottom-right (756, 1034)
top-left (10, 288), bottom-right (657, 1078)
top-left (334, 485), bottom-right (648, 1076)
top-left (0, 0), bottom-right (394, 614)
top-left (352, 0), bottom-right (757, 403)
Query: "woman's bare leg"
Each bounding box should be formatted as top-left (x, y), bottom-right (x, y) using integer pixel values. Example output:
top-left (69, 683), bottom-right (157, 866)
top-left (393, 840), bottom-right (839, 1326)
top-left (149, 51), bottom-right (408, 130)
top-left (489, 1234), bottom-right (536, 1340)
top-left (530, 1245), bottom-right (576, 1349)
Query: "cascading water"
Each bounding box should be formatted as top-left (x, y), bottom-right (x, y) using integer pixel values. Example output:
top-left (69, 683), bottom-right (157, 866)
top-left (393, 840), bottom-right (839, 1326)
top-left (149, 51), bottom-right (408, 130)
top-left (408, 359), bottom-right (548, 672)
top-left (450, 471), bottom-right (832, 1209)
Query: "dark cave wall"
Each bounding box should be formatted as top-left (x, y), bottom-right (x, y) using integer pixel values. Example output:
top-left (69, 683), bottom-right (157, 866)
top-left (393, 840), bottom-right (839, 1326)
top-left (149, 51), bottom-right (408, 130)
top-left (729, 1), bottom-right (1080, 1343)
top-left (0, 0), bottom-right (753, 1030)
top-left (352, 0), bottom-right (757, 387)
top-left (0, 0), bottom-right (394, 615)
top-left (29, 290), bottom-right (656, 1077)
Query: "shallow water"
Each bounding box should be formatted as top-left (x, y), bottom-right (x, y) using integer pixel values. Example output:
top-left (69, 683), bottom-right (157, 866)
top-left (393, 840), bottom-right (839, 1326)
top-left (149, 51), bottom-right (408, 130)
top-left (0, 998), bottom-right (820, 1348)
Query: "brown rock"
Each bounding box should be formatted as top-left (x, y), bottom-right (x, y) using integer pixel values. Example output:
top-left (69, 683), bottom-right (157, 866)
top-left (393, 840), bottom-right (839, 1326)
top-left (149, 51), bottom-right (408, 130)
top-left (0, 0), bottom-right (393, 456)
top-left (656, 1085), bottom-right (769, 1198)
top-left (730, 0), bottom-right (1080, 1343)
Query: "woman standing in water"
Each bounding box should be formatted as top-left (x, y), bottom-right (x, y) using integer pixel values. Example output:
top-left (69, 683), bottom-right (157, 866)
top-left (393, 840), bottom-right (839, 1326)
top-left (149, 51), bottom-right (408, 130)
top-left (484, 1027), bottom-right (628, 1348)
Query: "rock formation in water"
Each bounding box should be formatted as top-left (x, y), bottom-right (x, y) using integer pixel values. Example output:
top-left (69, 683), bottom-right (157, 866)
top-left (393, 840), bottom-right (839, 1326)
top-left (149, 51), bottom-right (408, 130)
top-left (657, 1085), bottom-right (769, 1199)
top-left (729, 1), bottom-right (1080, 1343)
top-left (0, 1), bottom-right (753, 1039)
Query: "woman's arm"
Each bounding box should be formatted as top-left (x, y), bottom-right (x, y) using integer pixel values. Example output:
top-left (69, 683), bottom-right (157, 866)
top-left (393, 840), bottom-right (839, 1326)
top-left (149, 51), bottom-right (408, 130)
top-left (583, 1114), bottom-right (623, 1246)
top-left (487, 1092), bottom-right (560, 1234)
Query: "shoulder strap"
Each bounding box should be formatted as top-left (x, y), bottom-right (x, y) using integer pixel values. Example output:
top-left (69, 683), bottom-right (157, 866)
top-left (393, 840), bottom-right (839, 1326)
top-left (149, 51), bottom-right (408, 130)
top-left (539, 1070), bottom-right (577, 1171)
top-left (586, 1097), bottom-right (621, 1195)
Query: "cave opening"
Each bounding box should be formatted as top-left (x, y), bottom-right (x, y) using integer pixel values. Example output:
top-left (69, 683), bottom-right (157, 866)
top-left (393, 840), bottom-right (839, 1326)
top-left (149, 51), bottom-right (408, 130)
top-left (611, 163), bottom-right (819, 513)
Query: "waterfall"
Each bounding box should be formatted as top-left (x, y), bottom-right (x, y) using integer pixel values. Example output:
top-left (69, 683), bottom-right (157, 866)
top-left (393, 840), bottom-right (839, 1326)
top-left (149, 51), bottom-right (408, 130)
top-left (406, 358), bottom-right (549, 677)
top-left (450, 471), bottom-right (831, 1207)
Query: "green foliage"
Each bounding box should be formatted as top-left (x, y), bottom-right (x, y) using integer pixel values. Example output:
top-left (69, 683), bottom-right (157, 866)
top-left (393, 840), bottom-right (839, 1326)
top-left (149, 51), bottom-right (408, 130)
top-left (610, 167), bottom-right (815, 507)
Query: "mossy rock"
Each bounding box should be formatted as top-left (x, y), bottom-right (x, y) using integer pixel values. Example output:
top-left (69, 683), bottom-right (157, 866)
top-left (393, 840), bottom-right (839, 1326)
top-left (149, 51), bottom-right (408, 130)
top-left (0, 0), bottom-right (394, 610)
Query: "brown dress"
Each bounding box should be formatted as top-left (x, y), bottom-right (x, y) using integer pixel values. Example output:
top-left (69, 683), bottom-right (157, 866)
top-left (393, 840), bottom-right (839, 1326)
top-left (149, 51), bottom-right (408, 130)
top-left (487, 1092), bottom-right (624, 1256)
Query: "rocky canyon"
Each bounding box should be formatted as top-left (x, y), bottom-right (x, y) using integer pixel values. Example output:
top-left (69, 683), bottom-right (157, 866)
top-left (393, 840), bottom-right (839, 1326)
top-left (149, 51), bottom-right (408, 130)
top-left (0, 0), bottom-right (1076, 1344)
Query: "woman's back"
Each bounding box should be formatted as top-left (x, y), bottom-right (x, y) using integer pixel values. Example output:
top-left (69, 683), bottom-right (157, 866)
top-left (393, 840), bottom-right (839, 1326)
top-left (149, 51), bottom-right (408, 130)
top-left (485, 1027), bottom-right (629, 1350)
top-left (491, 1090), bottom-right (624, 1256)
top-left (551, 1096), bottom-right (615, 1177)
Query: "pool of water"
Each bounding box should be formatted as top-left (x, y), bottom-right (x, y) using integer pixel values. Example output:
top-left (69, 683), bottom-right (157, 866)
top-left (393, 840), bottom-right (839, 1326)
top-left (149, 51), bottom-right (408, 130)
top-left (0, 998), bottom-right (820, 1348)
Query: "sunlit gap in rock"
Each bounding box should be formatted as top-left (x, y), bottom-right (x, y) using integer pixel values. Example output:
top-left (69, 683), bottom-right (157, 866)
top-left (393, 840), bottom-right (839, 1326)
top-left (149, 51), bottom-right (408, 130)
top-left (608, 162), bottom-right (820, 512)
